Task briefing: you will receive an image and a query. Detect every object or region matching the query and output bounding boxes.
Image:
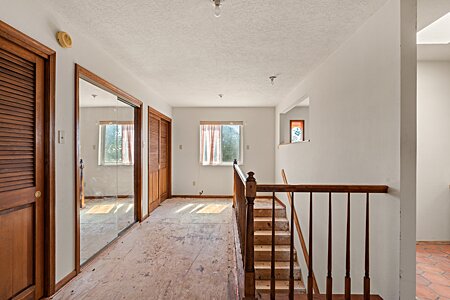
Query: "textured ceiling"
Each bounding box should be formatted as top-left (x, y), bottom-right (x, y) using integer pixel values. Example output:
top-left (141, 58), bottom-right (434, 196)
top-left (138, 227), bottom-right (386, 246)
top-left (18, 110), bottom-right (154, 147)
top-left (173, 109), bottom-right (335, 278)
top-left (418, 0), bottom-right (450, 61)
top-left (43, 0), bottom-right (388, 107)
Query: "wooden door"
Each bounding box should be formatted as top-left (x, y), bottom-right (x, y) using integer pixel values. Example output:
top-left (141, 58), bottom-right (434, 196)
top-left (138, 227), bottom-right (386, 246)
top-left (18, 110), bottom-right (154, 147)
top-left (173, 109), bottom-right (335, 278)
top-left (0, 36), bottom-right (45, 299)
top-left (159, 119), bottom-right (169, 202)
top-left (148, 114), bottom-right (160, 213)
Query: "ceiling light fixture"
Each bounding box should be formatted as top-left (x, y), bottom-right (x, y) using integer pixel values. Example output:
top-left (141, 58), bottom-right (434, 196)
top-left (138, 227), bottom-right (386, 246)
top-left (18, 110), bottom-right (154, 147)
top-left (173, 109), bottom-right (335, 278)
top-left (92, 94), bottom-right (97, 100)
top-left (218, 94), bottom-right (223, 99)
top-left (269, 76), bottom-right (277, 85)
top-left (211, 0), bottom-right (225, 18)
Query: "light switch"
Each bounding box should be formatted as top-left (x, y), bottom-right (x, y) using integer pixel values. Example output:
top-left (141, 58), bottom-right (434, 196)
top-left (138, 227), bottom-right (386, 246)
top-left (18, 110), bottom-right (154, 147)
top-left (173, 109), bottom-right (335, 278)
top-left (58, 130), bottom-right (65, 144)
top-left (246, 145), bottom-right (250, 150)
top-left (179, 145), bottom-right (183, 150)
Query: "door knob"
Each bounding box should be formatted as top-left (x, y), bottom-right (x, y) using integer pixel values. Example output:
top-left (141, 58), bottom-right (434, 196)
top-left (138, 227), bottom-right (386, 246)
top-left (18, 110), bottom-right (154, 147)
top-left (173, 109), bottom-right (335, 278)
top-left (35, 191), bottom-right (41, 198)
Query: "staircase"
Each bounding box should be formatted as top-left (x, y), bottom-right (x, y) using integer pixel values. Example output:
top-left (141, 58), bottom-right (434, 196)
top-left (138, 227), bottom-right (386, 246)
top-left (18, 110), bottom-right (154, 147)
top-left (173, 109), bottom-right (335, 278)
top-left (254, 198), bottom-right (306, 297)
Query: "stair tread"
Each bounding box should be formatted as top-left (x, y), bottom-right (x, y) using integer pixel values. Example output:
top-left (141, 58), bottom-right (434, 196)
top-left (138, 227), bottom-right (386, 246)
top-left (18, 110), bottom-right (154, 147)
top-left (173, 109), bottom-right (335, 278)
top-left (255, 230), bottom-right (291, 236)
top-left (256, 279), bottom-right (305, 290)
top-left (254, 217), bottom-right (289, 222)
top-left (255, 245), bottom-right (294, 251)
top-left (255, 261), bottom-right (300, 269)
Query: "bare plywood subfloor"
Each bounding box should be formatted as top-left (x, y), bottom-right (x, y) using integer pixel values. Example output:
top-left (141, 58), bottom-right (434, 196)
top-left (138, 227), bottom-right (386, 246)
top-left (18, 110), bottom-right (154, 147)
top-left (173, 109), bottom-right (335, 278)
top-left (53, 198), bottom-right (237, 300)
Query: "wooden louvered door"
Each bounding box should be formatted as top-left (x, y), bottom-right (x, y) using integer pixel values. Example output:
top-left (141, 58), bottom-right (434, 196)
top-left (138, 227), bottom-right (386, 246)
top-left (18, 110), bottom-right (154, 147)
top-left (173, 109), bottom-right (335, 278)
top-left (159, 119), bottom-right (169, 202)
top-left (148, 108), bottom-right (171, 216)
top-left (0, 36), bottom-right (44, 299)
top-left (148, 114), bottom-right (160, 214)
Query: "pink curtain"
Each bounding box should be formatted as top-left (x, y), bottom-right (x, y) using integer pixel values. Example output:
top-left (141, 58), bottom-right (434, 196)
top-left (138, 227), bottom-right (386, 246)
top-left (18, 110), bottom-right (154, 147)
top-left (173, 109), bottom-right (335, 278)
top-left (200, 125), bottom-right (221, 165)
top-left (121, 124), bottom-right (134, 164)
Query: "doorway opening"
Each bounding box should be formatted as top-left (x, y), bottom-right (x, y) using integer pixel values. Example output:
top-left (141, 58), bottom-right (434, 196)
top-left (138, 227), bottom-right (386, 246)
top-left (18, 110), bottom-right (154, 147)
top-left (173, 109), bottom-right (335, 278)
top-left (416, 3), bottom-right (450, 299)
top-left (75, 65), bottom-right (143, 270)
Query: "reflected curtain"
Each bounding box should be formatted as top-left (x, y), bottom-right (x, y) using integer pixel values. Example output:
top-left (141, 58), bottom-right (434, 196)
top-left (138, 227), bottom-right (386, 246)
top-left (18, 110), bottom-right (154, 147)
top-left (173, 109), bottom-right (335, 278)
top-left (200, 125), bottom-right (221, 165)
top-left (121, 124), bottom-right (134, 164)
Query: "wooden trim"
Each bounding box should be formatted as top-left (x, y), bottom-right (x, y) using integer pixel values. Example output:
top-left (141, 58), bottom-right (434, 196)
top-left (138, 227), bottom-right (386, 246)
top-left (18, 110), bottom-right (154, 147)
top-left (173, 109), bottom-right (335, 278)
top-left (54, 270), bottom-right (76, 292)
top-left (148, 106), bottom-right (172, 122)
top-left (135, 104), bottom-right (143, 221)
top-left (0, 20), bottom-right (57, 297)
top-left (256, 184), bottom-right (389, 193)
top-left (0, 21), bottom-right (54, 58)
top-left (76, 65), bottom-right (143, 107)
top-left (74, 65), bottom-right (81, 275)
top-left (416, 241), bottom-right (450, 245)
top-left (44, 51), bottom-right (56, 297)
top-left (171, 195), bottom-right (233, 199)
top-left (74, 64), bottom-right (144, 278)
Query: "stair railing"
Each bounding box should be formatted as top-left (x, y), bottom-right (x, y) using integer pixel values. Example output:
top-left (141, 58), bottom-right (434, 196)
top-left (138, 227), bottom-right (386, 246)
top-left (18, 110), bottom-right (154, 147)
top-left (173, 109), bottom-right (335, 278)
top-left (233, 160), bottom-right (256, 298)
top-left (233, 161), bottom-right (389, 300)
top-left (281, 169), bottom-right (320, 295)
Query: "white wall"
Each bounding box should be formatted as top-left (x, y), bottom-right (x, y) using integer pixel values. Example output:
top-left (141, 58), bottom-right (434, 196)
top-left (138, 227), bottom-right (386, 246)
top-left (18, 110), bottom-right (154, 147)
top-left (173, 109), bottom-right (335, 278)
top-left (0, 0), bottom-right (172, 282)
top-left (173, 107), bottom-right (275, 195)
top-left (280, 106), bottom-right (310, 144)
top-left (417, 61), bottom-right (450, 241)
top-left (274, 0), bottom-right (416, 298)
top-left (80, 107), bottom-right (134, 197)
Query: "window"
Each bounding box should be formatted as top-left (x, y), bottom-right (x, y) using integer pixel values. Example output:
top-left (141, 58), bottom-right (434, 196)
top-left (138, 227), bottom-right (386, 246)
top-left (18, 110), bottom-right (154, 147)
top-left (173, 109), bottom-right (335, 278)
top-left (98, 121), bottom-right (134, 165)
top-left (290, 120), bottom-right (305, 143)
top-left (200, 121), bottom-right (243, 165)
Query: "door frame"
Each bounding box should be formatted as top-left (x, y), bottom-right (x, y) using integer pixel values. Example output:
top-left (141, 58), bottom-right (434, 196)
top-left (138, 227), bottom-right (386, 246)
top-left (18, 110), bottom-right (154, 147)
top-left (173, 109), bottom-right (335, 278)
top-left (0, 21), bottom-right (56, 296)
top-left (74, 64), bottom-right (143, 274)
top-left (147, 106), bottom-right (172, 218)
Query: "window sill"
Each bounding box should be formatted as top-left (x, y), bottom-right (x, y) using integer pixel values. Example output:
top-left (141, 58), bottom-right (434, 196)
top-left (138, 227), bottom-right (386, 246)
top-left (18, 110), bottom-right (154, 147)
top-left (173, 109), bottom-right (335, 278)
top-left (200, 162), bottom-right (243, 167)
top-left (278, 140), bottom-right (311, 147)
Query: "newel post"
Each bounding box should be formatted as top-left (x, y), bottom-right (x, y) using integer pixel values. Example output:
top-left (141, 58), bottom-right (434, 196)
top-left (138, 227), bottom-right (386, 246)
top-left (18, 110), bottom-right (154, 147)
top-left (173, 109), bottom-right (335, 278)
top-left (245, 171), bottom-right (256, 299)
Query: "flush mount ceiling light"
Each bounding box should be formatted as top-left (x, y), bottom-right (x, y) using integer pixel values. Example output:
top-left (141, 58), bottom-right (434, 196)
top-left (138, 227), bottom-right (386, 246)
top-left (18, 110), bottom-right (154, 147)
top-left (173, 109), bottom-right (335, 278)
top-left (269, 75), bottom-right (277, 85)
top-left (417, 12), bottom-right (450, 44)
top-left (211, 0), bottom-right (225, 18)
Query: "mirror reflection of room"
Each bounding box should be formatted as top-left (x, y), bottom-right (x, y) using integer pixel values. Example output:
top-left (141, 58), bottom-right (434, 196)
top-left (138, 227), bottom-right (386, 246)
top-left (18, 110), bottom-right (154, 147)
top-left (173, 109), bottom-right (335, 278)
top-left (280, 97), bottom-right (310, 145)
top-left (79, 78), bottom-right (135, 264)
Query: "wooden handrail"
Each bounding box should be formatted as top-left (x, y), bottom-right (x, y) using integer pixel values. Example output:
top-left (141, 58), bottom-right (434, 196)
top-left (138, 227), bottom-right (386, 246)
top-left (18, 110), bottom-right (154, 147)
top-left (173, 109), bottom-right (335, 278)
top-left (281, 169), bottom-right (320, 295)
top-left (256, 184), bottom-right (388, 193)
top-left (233, 160), bottom-right (247, 184)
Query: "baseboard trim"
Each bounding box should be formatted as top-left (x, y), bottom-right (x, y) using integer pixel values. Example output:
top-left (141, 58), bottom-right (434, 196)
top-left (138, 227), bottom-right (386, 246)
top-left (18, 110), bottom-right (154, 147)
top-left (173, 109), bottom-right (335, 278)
top-left (85, 195), bottom-right (133, 199)
top-left (172, 194), bottom-right (233, 199)
top-left (417, 241), bottom-right (450, 245)
top-left (55, 270), bottom-right (76, 292)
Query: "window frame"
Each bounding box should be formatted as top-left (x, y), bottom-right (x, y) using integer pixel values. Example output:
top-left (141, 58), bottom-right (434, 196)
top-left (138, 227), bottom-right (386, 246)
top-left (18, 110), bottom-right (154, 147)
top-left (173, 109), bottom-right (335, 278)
top-left (98, 121), bottom-right (135, 166)
top-left (199, 121), bottom-right (244, 166)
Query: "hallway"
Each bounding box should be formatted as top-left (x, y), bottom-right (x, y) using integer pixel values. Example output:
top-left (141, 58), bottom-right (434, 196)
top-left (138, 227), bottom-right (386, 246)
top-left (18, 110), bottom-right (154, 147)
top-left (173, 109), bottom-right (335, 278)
top-left (52, 198), bottom-right (237, 299)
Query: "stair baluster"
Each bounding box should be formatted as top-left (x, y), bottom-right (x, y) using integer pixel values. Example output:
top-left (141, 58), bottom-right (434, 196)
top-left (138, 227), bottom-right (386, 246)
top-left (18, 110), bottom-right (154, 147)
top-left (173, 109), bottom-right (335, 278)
top-left (326, 192), bottom-right (333, 300)
top-left (289, 192), bottom-right (295, 299)
top-left (364, 193), bottom-right (371, 300)
top-left (270, 192), bottom-right (276, 300)
top-left (345, 193), bottom-right (351, 300)
top-left (307, 192), bottom-right (313, 300)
